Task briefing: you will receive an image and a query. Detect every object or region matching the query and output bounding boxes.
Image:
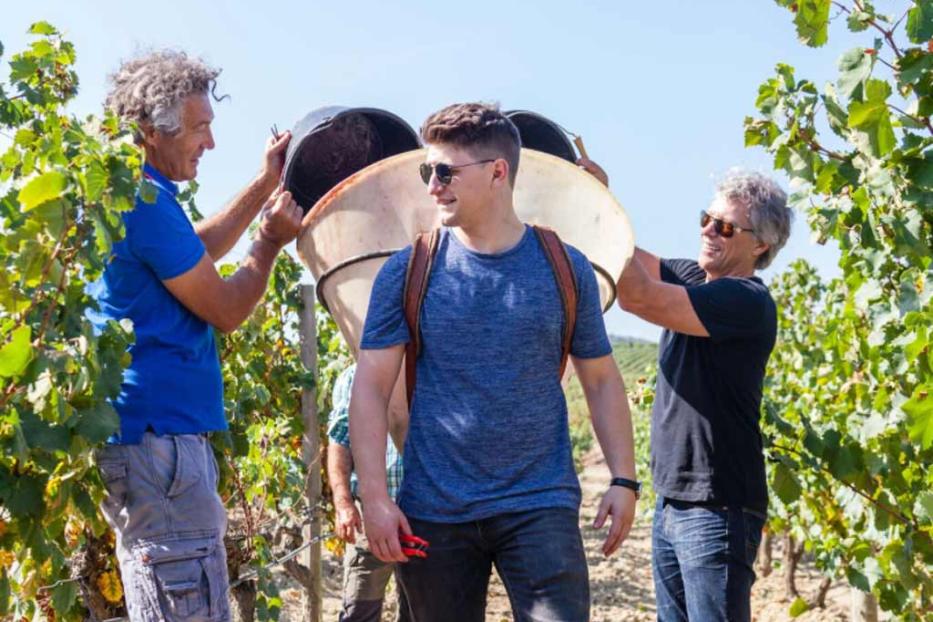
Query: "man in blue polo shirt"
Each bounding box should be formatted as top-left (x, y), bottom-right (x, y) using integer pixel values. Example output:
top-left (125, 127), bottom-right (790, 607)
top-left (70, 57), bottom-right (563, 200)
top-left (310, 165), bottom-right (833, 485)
top-left (89, 50), bottom-right (302, 621)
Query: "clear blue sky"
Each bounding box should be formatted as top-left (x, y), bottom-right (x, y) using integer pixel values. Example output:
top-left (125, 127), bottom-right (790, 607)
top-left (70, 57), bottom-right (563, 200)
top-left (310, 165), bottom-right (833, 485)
top-left (4, 0), bottom-right (857, 340)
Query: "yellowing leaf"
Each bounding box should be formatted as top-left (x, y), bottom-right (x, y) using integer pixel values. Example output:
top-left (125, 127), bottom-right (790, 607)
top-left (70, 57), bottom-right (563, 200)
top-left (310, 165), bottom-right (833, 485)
top-left (97, 570), bottom-right (123, 604)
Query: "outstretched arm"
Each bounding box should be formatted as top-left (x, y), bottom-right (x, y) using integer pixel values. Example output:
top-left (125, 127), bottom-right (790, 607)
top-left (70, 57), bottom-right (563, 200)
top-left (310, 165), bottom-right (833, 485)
top-left (164, 189), bottom-right (302, 333)
top-left (195, 131), bottom-right (292, 260)
top-left (616, 253), bottom-right (708, 336)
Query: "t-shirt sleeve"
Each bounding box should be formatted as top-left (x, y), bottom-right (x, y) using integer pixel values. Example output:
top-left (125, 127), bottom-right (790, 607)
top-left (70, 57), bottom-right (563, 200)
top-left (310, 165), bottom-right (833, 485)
top-left (126, 192), bottom-right (205, 280)
top-left (568, 248), bottom-right (612, 359)
top-left (660, 258), bottom-right (706, 286)
top-left (359, 248), bottom-right (412, 350)
top-left (685, 278), bottom-right (772, 341)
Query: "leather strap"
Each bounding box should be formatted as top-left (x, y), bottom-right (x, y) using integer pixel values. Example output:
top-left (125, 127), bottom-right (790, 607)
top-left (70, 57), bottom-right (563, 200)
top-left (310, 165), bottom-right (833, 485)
top-left (401, 226), bottom-right (578, 411)
top-left (403, 228), bottom-right (440, 409)
top-left (532, 225), bottom-right (578, 379)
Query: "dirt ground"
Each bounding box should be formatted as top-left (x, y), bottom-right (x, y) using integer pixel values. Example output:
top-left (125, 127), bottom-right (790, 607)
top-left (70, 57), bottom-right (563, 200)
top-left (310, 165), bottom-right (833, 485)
top-left (277, 449), bottom-right (851, 621)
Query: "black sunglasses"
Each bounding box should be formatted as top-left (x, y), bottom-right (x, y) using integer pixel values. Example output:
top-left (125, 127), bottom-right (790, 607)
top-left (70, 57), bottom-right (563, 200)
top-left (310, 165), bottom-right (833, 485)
top-left (700, 210), bottom-right (756, 238)
top-left (419, 159), bottom-right (495, 185)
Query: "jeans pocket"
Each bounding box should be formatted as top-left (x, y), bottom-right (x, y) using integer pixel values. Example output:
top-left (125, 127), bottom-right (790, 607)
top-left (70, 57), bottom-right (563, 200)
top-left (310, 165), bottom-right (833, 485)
top-left (742, 512), bottom-right (765, 566)
top-left (135, 531), bottom-right (227, 621)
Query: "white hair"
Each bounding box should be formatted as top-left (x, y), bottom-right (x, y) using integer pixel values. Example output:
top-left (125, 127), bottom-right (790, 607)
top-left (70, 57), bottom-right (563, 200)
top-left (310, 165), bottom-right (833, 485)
top-left (105, 50), bottom-right (222, 141)
top-left (715, 170), bottom-right (793, 269)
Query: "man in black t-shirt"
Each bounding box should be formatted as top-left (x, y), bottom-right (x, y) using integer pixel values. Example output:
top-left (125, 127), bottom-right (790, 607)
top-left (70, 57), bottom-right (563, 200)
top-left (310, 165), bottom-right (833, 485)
top-left (582, 162), bottom-right (793, 622)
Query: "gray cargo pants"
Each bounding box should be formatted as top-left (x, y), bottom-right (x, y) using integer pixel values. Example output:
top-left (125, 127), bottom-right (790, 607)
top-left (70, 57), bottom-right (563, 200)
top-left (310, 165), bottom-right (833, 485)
top-left (340, 529), bottom-right (411, 622)
top-left (96, 432), bottom-right (230, 621)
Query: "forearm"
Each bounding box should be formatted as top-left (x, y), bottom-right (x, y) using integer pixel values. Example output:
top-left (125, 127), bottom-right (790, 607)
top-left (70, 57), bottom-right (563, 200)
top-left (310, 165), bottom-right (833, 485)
top-left (350, 387), bottom-right (391, 503)
top-left (216, 236), bottom-right (281, 331)
top-left (617, 254), bottom-right (657, 314)
top-left (327, 444), bottom-right (355, 506)
top-left (632, 247), bottom-right (661, 280)
top-left (386, 377), bottom-right (409, 454)
top-left (196, 172), bottom-right (277, 260)
top-left (587, 377), bottom-right (637, 480)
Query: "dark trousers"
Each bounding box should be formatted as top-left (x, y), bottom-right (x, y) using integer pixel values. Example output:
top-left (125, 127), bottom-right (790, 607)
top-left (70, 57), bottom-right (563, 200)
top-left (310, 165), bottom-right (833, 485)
top-left (652, 497), bottom-right (765, 622)
top-left (397, 507), bottom-right (589, 622)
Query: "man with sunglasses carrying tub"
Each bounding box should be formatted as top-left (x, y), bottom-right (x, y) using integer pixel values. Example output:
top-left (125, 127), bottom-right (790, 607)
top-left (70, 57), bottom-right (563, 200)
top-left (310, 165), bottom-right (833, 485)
top-left (350, 103), bottom-right (639, 621)
top-left (586, 162), bottom-right (793, 621)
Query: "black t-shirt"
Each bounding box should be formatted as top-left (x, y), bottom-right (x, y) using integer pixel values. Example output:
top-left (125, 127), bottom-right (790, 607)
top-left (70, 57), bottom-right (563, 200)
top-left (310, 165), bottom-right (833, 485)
top-left (651, 258), bottom-right (777, 514)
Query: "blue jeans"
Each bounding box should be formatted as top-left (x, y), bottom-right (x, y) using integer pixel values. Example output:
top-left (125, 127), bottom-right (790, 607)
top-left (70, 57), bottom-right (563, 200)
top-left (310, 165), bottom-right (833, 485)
top-left (652, 497), bottom-right (765, 622)
top-left (397, 507), bottom-right (589, 622)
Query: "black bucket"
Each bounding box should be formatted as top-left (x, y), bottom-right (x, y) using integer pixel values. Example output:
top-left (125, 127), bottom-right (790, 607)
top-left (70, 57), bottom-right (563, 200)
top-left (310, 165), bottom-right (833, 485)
top-left (283, 106), bottom-right (421, 214)
top-left (505, 110), bottom-right (577, 163)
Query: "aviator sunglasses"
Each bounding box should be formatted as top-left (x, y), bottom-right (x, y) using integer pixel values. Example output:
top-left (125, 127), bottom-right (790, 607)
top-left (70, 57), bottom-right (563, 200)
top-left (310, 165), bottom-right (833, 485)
top-left (700, 210), bottom-right (756, 238)
top-left (419, 159), bottom-right (495, 185)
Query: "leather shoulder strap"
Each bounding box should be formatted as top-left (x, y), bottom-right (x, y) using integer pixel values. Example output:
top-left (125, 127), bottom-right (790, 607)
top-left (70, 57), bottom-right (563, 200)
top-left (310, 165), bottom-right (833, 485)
top-left (533, 225), bottom-right (578, 379)
top-left (402, 228), bottom-right (440, 409)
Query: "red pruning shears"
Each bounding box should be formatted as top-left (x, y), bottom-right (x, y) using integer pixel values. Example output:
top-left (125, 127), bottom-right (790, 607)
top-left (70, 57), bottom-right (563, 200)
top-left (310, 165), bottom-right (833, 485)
top-left (399, 532), bottom-right (430, 559)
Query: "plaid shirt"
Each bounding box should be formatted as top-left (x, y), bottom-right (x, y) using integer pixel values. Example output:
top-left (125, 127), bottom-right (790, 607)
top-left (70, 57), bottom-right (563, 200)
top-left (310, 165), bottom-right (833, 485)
top-left (326, 365), bottom-right (403, 501)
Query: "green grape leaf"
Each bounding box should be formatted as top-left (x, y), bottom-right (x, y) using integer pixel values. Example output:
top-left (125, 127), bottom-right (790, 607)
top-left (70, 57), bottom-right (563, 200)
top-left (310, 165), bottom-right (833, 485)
top-left (84, 161), bottom-right (109, 202)
top-left (847, 79), bottom-right (895, 157)
top-left (773, 461), bottom-right (803, 504)
top-left (139, 179), bottom-right (158, 204)
top-left (50, 580), bottom-right (77, 614)
top-left (0, 473), bottom-right (45, 518)
top-left (74, 402), bottom-right (120, 443)
top-left (837, 48), bottom-right (873, 99)
top-left (20, 409), bottom-right (69, 453)
top-left (897, 48), bottom-right (933, 87)
top-left (847, 10), bottom-right (872, 32)
top-left (906, 1), bottom-right (933, 42)
top-left (907, 152), bottom-right (933, 190)
top-left (794, 0), bottom-right (831, 47)
top-left (903, 384), bottom-right (933, 448)
top-left (915, 490), bottom-right (933, 523)
top-left (0, 326), bottom-right (33, 378)
top-left (17, 170), bottom-right (67, 211)
top-left (28, 21), bottom-right (57, 35)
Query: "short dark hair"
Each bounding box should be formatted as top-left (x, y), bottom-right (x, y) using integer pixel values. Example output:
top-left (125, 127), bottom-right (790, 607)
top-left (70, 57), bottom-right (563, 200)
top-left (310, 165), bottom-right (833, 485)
top-left (420, 102), bottom-right (522, 185)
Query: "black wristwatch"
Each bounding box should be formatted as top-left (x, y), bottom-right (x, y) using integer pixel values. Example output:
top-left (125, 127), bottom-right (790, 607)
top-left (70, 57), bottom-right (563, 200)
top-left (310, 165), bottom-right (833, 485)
top-left (610, 477), bottom-right (641, 499)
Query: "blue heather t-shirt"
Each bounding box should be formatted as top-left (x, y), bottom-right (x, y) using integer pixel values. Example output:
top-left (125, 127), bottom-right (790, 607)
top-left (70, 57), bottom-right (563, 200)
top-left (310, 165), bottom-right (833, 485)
top-left (361, 226), bottom-right (611, 522)
top-left (87, 164), bottom-right (225, 444)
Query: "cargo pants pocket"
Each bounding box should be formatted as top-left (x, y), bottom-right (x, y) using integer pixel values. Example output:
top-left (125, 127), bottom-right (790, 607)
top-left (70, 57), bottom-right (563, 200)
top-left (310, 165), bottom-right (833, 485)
top-left (147, 433), bottom-right (203, 500)
top-left (134, 531), bottom-right (228, 621)
top-left (95, 446), bottom-right (129, 522)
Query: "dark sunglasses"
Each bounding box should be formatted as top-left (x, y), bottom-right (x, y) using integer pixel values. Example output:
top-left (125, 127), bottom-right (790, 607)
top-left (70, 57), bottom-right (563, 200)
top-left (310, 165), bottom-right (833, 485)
top-left (419, 159), bottom-right (495, 185)
top-left (700, 210), bottom-right (756, 238)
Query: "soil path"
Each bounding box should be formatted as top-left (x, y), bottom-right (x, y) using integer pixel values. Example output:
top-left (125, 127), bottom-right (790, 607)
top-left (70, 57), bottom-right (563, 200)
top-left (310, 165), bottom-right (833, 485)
top-left (279, 449), bottom-right (850, 621)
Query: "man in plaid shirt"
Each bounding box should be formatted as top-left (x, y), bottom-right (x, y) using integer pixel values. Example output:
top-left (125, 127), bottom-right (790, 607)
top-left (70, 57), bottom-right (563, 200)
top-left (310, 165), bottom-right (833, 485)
top-left (327, 364), bottom-right (407, 622)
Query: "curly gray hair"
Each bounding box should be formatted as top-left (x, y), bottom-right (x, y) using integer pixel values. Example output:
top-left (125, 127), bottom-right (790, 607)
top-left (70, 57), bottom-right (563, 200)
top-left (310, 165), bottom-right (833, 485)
top-left (105, 50), bottom-right (222, 142)
top-left (715, 170), bottom-right (793, 269)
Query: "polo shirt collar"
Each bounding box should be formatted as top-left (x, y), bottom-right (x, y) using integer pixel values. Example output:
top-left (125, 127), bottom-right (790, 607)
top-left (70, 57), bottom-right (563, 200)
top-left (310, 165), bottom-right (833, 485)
top-left (143, 163), bottom-right (180, 197)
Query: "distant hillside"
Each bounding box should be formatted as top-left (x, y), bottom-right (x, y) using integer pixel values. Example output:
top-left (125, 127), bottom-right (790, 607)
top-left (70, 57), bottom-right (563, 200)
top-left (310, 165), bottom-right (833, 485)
top-left (564, 338), bottom-right (658, 471)
top-left (611, 340), bottom-right (658, 382)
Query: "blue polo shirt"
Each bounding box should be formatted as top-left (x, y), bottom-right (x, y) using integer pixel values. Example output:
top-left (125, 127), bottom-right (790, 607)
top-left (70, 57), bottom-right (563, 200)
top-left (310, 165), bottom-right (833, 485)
top-left (88, 164), bottom-right (225, 444)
